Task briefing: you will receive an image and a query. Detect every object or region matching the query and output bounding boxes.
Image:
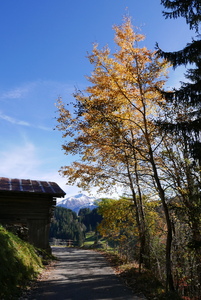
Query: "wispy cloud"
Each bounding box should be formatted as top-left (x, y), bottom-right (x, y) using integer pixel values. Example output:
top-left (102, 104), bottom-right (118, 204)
top-left (0, 80), bottom-right (76, 101)
top-left (0, 140), bottom-right (81, 197)
top-left (0, 79), bottom-right (92, 197)
top-left (0, 111), bottom-right (31, 126)
top-left (0, 82), bottom-right (38, 100)
top-left (1, 88), bottom-right (27, 99)
top-left (37, 125), bottom-right (53, 131)
top-left (0, 79), bottom-right (78, 130)
top-left (0, 142), bottom-right (41, 178)
top-left (0, 111), bottom-right (53, 131)
top-left (0, 138), bottom-right (117, 198)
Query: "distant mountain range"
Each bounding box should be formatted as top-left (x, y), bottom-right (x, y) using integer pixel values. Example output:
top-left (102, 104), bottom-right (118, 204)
top-left (56, 193), bottom-right (99, 214)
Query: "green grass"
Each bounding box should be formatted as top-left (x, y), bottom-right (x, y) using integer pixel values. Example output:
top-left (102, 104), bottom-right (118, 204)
top-left (83, 232), bottom-right (96, 247)
top-left (0, 225), bottom-right (44, 299)
top-left (83, 232), bottom-right (112, 250)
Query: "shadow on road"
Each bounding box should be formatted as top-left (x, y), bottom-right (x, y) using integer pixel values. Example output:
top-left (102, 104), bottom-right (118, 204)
top-left (27, 247), bottom-right (144, 300)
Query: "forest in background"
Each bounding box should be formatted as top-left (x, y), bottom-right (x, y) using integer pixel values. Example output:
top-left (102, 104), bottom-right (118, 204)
top-left (55, 1), bottom-right (201, 299)
top-left (49, 206), bottom-right (102, 247)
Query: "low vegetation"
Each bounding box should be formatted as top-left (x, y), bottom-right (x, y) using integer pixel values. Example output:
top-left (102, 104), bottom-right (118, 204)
top-left (0, 225), bottom-right (44, 299)
top-left (102, 252), bottom-right (182, 300)
top-left (82, 234), bottom-right (181, 299)
top-left (50, 203), bottom-right (199, 299)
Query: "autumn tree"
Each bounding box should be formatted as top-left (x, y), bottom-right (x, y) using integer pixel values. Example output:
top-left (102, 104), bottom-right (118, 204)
top-left (56, 17), bottom-right (174, 290)
top-left (97, 197), bottom-right (137, 260)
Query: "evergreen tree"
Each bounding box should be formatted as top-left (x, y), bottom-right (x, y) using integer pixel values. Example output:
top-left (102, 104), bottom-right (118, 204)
top-left (157, 1), bottom-right (201, 292)
top-left (161, 0), bottom-right (201, 31)
top-left (79, 208), bottom-right (102, 232)
top-left (50, 207), bottom-right (86, 245)
top-left (157, 0), bottom-right (201, 161)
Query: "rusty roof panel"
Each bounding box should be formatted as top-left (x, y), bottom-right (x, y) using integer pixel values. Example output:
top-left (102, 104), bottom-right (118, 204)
top-left (0, 177), bottom-right (11, 190)
top-left (49, 182), bottom-right (64, 194)
top-left (0, 177), bottom-right (66, 197)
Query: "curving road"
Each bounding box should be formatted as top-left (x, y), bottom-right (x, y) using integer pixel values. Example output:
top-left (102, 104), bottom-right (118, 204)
top-left (27, 247), bottom-right (146, 300)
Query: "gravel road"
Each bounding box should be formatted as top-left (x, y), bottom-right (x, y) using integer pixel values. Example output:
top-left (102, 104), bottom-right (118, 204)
top-left (26, 247), bottom-right (146, 300)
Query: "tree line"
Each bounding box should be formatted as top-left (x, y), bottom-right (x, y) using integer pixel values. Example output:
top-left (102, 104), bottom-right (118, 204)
top-left (55, 1), bottom-right (200, 298)
top-left (49, 206), bottom-right (102, 246)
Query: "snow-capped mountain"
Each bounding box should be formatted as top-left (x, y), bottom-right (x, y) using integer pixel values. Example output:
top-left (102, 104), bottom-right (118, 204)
top-left (56, 193), bottom-right (98, 214)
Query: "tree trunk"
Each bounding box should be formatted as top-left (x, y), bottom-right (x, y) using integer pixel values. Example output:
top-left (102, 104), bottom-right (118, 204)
top-left (126, 157), bottom-right (145, 273)
top-left (148, 145), bottom-right (175, 292)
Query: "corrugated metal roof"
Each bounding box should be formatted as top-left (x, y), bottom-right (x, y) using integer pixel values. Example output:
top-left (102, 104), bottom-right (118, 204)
top-left (0, 177), bottom-right (66, 197)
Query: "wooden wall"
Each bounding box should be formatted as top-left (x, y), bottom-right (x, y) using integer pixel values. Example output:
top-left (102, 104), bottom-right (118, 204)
top-left (0, 191), bottom-right (56, 251)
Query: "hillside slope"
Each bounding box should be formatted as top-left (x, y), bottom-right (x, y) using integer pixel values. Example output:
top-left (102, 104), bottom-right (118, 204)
top-left (0, 225), bottom-right (43, 299)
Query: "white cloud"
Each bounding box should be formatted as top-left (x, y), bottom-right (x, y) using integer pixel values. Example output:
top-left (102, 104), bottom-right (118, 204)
top-left (0, 142), bottom-right (41, 179)
top-left (0, 80), bottom-right (76, 101)
top-left (0, 82), bottom-right (37, 100)
top-left (1, 88), bottom-right (27, 99)
top-left (0, 111), bottom-right (31, 127)
top-left (0, 140), bottom-right (82, 198)
top-left (0, 80), bottom-right (119, 199)
top-left (0, 80), bottom-right (77, 129)
top-left (37, 125), bottom-right (52, 131)
top-left (0, 140), bottom-right (120, 200)
top-left (0, 111), bottom-right (54, 131)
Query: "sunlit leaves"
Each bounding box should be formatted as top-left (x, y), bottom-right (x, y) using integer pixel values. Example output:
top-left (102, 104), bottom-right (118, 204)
top-left (97, 197), bottom-right (137, 242)
top-left (56, 17), bottom-right (169, 195)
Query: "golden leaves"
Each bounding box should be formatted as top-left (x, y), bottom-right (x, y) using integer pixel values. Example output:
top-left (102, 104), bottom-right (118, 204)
top-left (97, 198), bottom-right (137, 241)
top-left (56, 16), bottom-right (169, 195)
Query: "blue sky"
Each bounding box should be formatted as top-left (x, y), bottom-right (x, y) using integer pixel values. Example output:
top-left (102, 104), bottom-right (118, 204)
top-left (0, 0), bottom-right (195, 198)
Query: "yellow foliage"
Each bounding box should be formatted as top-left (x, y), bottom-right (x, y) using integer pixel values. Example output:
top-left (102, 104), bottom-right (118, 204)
top-left (56, 16), bottom-right (169, 196)
top-left (97, 198), bottom-right (138, 242)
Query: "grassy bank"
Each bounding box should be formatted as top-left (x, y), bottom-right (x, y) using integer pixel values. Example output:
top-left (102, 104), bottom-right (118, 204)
top-left (0, 225), bottom-right (44, 299)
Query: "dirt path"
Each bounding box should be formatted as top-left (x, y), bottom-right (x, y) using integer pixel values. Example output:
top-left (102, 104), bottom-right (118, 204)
top-left (25, 247), bottom-right (146, 300)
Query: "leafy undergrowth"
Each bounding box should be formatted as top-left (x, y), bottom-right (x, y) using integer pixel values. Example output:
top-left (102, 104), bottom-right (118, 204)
top-left (83, 236), bottom-right (182, 299)
top-left (101, 251), bottom-right (182, 300)
top-left (0, 225), bottom-right (47, 300)
top-left (83, 232), bottom-right (112, 250)
top-left (82, 232), bottom-right (96, 247)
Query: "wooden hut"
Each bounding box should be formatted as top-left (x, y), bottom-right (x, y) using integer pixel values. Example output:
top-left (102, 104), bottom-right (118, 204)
top-left (0, 177), bottom-right (65, 251)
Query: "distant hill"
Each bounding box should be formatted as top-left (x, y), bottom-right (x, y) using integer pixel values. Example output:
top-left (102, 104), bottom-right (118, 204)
top-left (56, 193), bottom-right (98, 214)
